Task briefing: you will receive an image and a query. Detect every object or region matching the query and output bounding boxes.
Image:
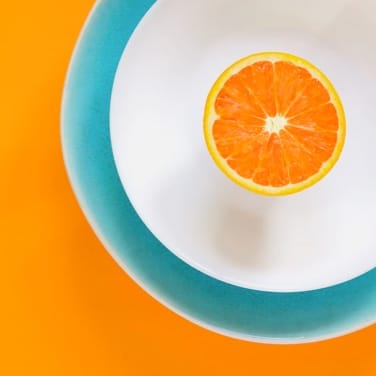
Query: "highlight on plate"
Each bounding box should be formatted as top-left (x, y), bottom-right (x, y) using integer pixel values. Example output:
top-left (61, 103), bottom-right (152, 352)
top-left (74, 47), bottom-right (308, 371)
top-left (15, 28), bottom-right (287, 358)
top-left (203, 51), bottom-right (346, 196)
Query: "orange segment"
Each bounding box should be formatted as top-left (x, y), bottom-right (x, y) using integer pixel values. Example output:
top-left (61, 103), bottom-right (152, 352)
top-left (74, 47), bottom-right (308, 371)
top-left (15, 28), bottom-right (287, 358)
top-left (237, 61), bottom-right (277, 116)
top-left (289, 102), bottom-right (339, 131)
top-left (215, 75), bottom-right (265, 119)
top-left (274, 61), bottom-right (312, 115)
top-left (203, 52), bottom-right (346, 196)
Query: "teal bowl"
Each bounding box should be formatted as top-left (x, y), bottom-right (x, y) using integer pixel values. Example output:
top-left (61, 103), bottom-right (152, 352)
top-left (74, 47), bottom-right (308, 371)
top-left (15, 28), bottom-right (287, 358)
top-left (61, 0), bottom-right (376, 343)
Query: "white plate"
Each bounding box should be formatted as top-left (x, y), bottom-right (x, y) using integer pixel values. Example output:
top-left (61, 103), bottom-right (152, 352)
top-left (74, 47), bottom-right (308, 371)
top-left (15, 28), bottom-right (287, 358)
top-left (111, 0), bottom-right (376, 292)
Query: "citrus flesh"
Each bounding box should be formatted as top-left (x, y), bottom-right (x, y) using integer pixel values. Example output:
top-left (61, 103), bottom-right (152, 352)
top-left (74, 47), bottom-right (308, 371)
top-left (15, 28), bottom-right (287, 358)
top-left (203, 52), bottom-right (346, 195)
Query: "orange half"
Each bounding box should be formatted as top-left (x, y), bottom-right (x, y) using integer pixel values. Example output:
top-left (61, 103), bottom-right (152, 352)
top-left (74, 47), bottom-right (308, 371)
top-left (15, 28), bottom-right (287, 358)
top-left (203, 52), bottom-right (346, 195)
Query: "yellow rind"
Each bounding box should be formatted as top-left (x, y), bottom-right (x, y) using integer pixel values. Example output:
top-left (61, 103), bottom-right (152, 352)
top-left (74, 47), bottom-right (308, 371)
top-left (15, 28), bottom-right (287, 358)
top-left (203, 51), bottom-right (346, 196)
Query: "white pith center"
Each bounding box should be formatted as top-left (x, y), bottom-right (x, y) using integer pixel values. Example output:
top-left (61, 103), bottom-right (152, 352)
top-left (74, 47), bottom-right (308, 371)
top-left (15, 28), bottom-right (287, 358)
top-left (264, 115), bottom-right (287, 134)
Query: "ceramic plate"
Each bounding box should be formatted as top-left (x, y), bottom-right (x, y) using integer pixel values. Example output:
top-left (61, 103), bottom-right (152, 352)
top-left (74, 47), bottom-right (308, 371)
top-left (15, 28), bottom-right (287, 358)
top-left (62, 0), bottom-right (376, 343)
top-left (110, 0), bottom-right (376, 292)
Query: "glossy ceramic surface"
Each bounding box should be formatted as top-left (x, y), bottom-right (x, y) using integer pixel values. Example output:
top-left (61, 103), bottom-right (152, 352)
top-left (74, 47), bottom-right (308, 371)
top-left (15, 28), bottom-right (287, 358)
top-left (62, 0), bottom-right (376, 343)
top-left (111, 0), bottom-right (376, 292)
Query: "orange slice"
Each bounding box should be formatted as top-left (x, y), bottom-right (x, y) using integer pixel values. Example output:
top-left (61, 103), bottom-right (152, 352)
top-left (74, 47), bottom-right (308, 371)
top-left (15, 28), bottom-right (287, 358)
top-left (203, 52), bottom-right (346, 195)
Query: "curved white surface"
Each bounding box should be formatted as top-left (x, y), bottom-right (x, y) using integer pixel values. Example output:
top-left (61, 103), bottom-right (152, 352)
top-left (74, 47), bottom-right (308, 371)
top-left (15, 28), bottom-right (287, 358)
top-left (111, 0), bottom-right (376, 291)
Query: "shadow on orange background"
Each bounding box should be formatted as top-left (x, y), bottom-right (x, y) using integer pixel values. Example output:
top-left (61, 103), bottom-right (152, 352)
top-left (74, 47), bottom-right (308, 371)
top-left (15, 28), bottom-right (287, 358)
top-left (0, 1), bottom-right (375, 375)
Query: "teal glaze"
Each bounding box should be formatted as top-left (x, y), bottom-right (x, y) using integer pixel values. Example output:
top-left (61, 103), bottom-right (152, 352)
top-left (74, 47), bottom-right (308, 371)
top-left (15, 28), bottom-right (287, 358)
top-left (61, 0), bottom-right (376, 343)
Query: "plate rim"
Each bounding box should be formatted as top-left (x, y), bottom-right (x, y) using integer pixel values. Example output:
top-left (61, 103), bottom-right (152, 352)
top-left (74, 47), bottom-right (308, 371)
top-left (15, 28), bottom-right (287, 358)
top-left (61, 0), bottom-right (376, 344)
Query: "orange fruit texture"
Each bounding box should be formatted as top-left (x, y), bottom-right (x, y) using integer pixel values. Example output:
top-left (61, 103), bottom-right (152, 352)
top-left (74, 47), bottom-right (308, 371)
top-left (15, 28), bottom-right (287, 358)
top-left (204, 52), bottom-right (346, 195)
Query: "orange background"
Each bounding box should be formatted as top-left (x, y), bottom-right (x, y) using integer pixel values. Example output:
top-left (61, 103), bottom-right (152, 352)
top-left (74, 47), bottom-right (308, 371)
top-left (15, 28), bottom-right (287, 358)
top-left (1, 1), bottom-right (376, 375)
